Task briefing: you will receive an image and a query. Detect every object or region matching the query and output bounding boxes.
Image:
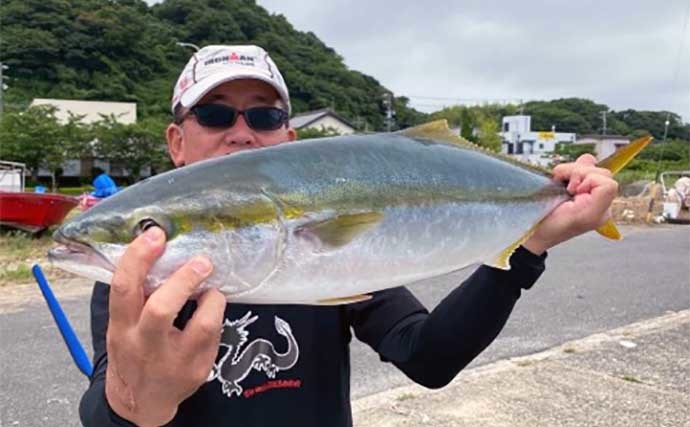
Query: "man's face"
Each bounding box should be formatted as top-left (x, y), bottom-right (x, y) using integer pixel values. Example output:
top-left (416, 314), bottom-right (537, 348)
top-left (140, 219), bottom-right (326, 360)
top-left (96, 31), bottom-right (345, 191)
top-left (167, 79), bottom-right (296, 166)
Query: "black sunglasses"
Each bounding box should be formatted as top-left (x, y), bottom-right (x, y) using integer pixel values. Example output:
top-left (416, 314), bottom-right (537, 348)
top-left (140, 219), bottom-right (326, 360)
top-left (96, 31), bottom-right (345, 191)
top-left (189, 104), bottom-right (289, 131)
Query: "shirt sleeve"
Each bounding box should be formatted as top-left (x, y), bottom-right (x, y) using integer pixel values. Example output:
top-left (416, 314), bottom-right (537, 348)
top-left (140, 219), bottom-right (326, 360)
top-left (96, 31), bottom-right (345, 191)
top-left (349, 246), bottom-right (547, 388)
top-left (78, 282), bottom-right (139, 427)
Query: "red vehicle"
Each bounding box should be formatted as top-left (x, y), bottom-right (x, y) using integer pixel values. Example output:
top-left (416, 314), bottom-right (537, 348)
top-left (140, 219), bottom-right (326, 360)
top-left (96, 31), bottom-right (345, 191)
top-left (0, 161), bottom-right (78, 233)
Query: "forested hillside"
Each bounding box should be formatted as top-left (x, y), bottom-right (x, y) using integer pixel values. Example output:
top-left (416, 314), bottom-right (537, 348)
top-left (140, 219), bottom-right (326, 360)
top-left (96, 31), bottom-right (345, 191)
top-left (0, 0), bottom-right (425, 129)
top-left (1, 0), bottom-right (687, 140)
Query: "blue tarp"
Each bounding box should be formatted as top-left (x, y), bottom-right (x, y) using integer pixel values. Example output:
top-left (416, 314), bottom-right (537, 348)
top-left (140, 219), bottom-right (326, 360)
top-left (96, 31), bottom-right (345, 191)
top-left (91, 173), bottom-right (120, 198)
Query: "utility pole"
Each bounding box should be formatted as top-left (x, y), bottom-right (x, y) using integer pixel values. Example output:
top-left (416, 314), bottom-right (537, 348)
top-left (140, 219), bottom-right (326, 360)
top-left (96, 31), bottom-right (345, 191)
top-left (601, 111), bottom-right (607, 135)
top-left (0, 62), bottom-right (7, 117)
top-left (382, 92), bottom-right (393, 132)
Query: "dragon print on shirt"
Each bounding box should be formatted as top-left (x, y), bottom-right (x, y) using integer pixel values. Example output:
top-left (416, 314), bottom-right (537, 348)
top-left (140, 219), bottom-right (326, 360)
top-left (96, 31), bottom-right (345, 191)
top-left (207, 311), bottom-right (300, 398)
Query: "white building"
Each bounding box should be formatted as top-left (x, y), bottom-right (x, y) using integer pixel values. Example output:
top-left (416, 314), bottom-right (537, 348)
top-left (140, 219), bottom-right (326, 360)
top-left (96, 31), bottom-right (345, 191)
top-left (500, 115), bottom-right (576, 166)
top-left (291, 108), bottom-right (355, 135)
top-left (30, 98), bottom-right (137, 125)
top-left (574, 134), bottom-right (631, 160)
top-left (29, 99), bottom-right (145, 179)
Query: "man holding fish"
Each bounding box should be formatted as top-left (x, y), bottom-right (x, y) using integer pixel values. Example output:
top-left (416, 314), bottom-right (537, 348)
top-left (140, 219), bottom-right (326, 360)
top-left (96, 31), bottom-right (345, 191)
top-left (71, 44), bottom-right (636, 426)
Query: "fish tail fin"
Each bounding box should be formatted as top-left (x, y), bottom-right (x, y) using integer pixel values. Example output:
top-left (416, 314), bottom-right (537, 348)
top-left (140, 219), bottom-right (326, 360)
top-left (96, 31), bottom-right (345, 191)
top-left (595, 135), bottom-right (652, 176)
top-left (595, 218), bottom-right (622, 240)
top-left (594, 135), bottom-right (653, 240)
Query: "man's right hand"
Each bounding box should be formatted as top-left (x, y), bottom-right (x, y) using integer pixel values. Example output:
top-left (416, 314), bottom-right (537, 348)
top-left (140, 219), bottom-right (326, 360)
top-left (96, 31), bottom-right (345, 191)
top-left (104, 226), bottom-right (226, 427)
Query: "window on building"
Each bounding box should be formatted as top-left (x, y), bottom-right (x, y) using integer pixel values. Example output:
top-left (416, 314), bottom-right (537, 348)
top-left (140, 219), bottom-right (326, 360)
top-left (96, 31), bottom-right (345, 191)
top-left (503, 122), bottom-right (509, 132)
top-left (538, 143), bottom-right (544, 150)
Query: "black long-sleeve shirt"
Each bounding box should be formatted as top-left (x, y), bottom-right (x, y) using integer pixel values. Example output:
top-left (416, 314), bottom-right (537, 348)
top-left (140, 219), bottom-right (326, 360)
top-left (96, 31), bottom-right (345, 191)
top-left (80, 246), bottom-right (546, 426)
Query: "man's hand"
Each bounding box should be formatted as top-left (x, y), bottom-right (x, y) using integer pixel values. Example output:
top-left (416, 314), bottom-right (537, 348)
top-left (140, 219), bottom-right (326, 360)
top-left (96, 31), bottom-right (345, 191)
top-left (523, 154), bottom-right (619, 255)
top-left (105, 226), bottom-right (226, 427)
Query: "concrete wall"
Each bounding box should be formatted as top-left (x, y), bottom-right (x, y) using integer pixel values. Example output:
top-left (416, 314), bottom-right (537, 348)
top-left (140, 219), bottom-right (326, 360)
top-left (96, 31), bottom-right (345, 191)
top-left (31, 98), bottom-right (137, 124)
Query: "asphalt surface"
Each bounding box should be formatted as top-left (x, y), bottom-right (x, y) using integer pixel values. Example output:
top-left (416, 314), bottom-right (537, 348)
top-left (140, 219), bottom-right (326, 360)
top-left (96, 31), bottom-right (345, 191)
top-left (349, 224), bottom-right (690, 399)
top-left (0, 224), bottom-right (688, 426)
top-left (352, 310), bottom-right (690, 426)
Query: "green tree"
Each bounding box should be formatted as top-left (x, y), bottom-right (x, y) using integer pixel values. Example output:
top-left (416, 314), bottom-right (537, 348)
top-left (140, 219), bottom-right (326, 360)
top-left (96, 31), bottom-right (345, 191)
top-left (296, 126), bottom-right (341, 140)
top-left (0, 105), bottom-right (63, 185)
top-left (430, 104), bottom-right (519, 142)
top-left (392, 96), bottom-right (428, 129)
top-left (92, 115), bottom-right (169, 182)
top-left (475, 114), bottom-right (501, 152)
top-left (612, 110), bottom-right (688, 140)
top-left (44, 112), bottom-right (91, 190)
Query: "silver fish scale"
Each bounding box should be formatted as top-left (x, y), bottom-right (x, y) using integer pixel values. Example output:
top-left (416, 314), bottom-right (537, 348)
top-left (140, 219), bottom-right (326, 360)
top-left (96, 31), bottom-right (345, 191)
top-left (51, 133), bottom-right (570, 304)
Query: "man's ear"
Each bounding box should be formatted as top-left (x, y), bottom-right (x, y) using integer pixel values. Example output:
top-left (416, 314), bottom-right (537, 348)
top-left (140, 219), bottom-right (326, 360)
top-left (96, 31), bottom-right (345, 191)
top-left (166, 123), bottom-right (186, 167)
top-left (286, 127), bottom-right (297, 142)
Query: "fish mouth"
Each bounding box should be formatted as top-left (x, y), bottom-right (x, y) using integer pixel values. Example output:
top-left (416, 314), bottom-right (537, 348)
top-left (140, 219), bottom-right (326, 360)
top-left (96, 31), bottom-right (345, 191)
top-left (48, 230), bottom-right (117, 275)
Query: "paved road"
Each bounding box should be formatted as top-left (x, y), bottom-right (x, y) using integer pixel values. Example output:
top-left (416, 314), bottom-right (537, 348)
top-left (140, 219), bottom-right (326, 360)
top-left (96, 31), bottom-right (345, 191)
top-left (1, 225), bottom-right (688, 426)
top-left (351, 225), bottom-right (690, 398)
top-left (352, 311), bottom-right (690, 426)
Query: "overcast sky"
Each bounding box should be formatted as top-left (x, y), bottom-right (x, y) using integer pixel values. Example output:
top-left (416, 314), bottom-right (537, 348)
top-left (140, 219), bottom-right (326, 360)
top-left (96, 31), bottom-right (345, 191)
top-left (147, 0), bottom-right (689, 122)
top-left (254, 0), bottom-right (689, 122)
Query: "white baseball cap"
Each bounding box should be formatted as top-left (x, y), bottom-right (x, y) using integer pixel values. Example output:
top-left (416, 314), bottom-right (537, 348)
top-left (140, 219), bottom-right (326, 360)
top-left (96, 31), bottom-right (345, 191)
top-left (172, 45), bottom-right (291, 114)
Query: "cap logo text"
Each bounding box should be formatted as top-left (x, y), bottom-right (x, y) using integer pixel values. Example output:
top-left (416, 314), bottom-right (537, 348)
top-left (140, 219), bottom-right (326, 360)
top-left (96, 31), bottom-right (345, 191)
top-left (204, 54), bottom-right (256, 67)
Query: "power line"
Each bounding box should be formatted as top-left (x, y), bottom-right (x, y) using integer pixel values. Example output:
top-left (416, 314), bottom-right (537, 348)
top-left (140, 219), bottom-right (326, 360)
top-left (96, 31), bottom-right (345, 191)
top-left (407, 95), bottom-right (524, 104)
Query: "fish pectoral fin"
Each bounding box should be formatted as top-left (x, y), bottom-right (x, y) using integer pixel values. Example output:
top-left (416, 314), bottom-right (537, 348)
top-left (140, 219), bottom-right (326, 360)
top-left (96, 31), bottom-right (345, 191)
top-left (487, 246), bottom-right (517, 271)
top-left (298, 212), bottom-right (383, 249)
top-left (317, 294), bottom-right (372, 305)
top-left (487, 224), bottom-right (540, 270)
top-left (595, 219), bottom-right (622, 240)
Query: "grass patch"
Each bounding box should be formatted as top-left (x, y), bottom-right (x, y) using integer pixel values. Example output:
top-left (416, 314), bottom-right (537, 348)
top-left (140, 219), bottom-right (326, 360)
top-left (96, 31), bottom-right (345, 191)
top-left (24, 186), bottom-right (93, 195)
top-left (0, 230), bottom-right (52, 259)
top-left (58, 186), bottom-right (93, 196)
top-left (563, 347), bottom-right (577, 354)
top-left (0, 263), bottom-right (33, 283)
top-left (0, 230), bottom-right (60, 286)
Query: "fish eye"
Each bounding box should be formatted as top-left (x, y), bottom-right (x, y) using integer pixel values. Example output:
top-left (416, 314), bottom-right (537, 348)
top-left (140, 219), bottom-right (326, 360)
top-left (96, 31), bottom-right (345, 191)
top-left (134, 217), bottom-right (163, 237)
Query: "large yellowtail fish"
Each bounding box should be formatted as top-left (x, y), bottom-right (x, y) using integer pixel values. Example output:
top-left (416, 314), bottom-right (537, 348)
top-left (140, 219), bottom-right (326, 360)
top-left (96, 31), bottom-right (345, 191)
top-left (48, 121), bottom-right (650, 304)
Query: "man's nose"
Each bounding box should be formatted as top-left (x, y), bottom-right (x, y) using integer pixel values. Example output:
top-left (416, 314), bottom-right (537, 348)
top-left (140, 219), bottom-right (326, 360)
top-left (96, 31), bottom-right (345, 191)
top-left (224, 115), bottom-right (258, 147)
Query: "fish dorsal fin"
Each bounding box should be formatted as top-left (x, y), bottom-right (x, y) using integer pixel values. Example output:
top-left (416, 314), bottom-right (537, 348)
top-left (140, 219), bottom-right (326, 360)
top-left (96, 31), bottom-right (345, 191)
top-left (297, 212), bottom-right (383, 249)
top-left (398, 120), bottom-right (552, 176)
top-left (399, 119), bottom-right (480, 150)
top-left (317, 294), bottom-right (372, 305)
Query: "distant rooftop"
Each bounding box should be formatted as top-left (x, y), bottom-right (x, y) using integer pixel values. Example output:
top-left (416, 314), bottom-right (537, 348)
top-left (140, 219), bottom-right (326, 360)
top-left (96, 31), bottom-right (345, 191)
top-left (290, 108), bottom-right (354, 129)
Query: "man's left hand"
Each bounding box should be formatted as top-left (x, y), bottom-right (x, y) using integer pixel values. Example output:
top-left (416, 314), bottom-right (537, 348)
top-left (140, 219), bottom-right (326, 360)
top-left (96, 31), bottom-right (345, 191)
top-left (523, 154), bottom-right (619, 255)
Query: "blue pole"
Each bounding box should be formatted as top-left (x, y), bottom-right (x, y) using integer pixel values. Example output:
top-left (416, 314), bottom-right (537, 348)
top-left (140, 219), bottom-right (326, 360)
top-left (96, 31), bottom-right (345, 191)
top-left (32, 264), bottom-right (93, 378)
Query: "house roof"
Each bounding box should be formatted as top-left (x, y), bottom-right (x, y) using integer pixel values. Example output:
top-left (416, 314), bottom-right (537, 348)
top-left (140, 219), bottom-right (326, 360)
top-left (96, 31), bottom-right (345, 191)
top-left (290, 108), bottom-right (355, 130)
